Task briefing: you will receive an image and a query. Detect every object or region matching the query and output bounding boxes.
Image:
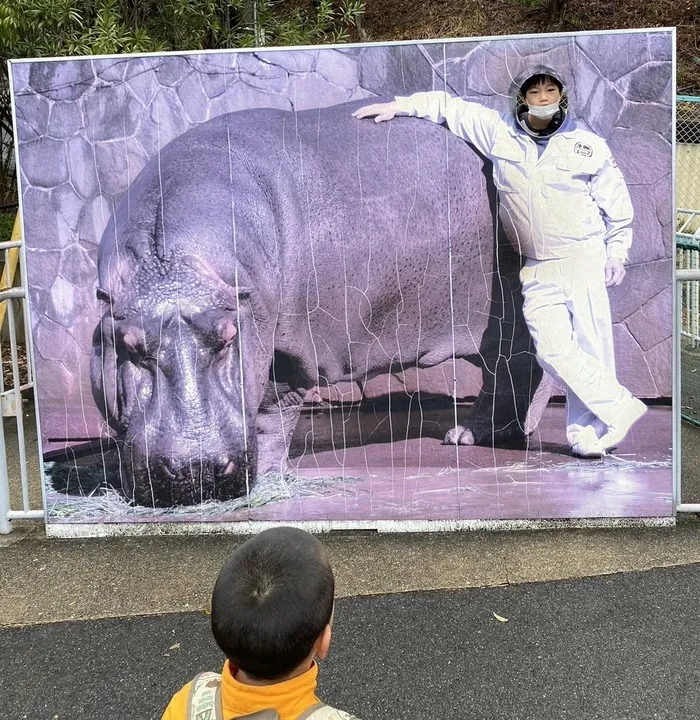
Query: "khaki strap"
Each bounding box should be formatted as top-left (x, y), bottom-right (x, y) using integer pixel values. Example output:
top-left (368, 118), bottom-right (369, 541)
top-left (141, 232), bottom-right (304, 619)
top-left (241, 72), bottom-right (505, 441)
top-left (185, 673), bottom-right (358, 720)
top-left (297, 704), bottom-right (327, 720)
top-left (186, 672), bottom-right (223, 720)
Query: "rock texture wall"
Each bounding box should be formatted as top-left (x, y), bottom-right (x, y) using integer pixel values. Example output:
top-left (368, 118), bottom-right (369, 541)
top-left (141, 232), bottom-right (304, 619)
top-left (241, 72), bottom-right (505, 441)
top-left (10, 31), bottom-right (673, 442)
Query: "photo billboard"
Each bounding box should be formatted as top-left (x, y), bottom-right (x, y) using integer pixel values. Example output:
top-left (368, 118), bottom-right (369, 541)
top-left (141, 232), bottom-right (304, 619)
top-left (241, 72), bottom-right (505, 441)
top-left (10, 28), bottom-right (674, 530)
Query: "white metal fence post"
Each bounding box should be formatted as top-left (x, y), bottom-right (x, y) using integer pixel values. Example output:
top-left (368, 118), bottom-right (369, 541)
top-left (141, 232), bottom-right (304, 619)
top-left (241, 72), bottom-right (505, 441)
top-left (0, 418), bottom-right (10, 533)
top-left (0, 220), bottom-right (44, 532)
top-left (675, 96), bottom-right (700, 513)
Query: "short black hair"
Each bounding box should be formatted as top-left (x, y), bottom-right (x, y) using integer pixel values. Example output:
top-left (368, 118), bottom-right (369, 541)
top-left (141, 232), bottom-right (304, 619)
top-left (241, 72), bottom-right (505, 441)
top-left (211, 527), bottom-right (335, 681)
top-left (520, 73), bottom-right (563, 95)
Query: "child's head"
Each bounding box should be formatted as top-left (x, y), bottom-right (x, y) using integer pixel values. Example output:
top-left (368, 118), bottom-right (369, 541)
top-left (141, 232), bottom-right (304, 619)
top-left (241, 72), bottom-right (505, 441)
top-left (514, 71), bottom-right (567, 133)
top-left (211, 527), bottom-right (335, 682)
top-left (519, 73), bottom-right (564, 109)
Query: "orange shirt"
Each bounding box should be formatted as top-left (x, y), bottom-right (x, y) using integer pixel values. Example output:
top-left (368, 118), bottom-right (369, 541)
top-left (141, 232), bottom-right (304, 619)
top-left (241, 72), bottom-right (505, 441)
top-left (161, 660), bottom-right (321, 720)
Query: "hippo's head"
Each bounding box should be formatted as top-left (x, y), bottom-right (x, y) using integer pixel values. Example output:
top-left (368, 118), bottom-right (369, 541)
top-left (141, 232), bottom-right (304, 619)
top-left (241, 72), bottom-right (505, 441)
top-left (91, 254), bottom-right (263, 507)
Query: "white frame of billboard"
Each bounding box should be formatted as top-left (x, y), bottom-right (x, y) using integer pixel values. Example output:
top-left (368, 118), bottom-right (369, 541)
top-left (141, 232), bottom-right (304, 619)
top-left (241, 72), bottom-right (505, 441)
top-left (8, 26), bottom-right (683, 538)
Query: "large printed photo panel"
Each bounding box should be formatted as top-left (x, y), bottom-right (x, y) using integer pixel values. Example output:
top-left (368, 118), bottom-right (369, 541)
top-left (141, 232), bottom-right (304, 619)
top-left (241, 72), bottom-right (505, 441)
top-left (11, 29), bottom-right (674, 528)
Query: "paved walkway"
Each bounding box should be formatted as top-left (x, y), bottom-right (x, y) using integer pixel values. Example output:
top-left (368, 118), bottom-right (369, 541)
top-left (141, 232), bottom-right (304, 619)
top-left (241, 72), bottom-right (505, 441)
top-left (3, 564), bottom-right (699, 720)
top-left (1, 522), bottom-right (700, 626)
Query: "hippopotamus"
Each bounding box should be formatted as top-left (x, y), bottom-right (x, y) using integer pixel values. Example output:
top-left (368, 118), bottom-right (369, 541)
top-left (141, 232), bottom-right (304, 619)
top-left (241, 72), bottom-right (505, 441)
top-left (91, 98), bottom-right (550, 507)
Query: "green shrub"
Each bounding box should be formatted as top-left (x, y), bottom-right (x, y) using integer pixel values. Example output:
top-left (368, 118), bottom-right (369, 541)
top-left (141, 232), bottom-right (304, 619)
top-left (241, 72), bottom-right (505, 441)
top-left (0, 0), bottom-right (365, 57)
top-left (0, 212), bottom-right (14, 242)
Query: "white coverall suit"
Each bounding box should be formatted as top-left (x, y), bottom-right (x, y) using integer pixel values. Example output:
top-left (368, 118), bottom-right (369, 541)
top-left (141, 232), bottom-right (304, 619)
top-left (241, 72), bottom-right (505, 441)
top-left (393, 92), bottom-right (636, 446)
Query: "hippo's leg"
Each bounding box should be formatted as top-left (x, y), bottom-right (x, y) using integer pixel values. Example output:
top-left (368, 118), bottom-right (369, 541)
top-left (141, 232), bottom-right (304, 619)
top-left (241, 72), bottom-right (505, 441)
top-left (445, 245), bottom-right (550, 447)
top-left (443, 353), bottom-right (544, 448)
top-left (255, 382), bottom-right (306, 476)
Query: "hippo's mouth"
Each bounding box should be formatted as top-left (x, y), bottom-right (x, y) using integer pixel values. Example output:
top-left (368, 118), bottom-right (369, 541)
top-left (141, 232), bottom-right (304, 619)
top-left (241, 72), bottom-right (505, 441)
top-left (122, 455), bottom-right (256, 508)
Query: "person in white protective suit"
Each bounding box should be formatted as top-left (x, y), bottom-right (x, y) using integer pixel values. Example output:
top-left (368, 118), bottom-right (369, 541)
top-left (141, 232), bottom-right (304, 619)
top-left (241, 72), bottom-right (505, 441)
top-left (352, 68), bottom-right (647, 457)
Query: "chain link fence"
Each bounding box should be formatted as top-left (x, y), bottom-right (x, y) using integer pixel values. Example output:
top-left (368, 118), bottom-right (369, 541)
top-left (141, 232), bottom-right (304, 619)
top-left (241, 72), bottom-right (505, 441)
top-left (677, 96), bottom-right (700, 425)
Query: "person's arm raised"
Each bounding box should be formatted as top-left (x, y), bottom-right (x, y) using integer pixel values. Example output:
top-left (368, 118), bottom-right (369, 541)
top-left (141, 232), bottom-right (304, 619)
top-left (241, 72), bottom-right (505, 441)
top-left (353, 92), bottom-right (502, 157)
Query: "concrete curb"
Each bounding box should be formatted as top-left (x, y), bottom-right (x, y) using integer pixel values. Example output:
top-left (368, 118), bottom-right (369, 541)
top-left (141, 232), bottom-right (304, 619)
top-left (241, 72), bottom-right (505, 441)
top-left (1, 518), bottom-right (698, 627)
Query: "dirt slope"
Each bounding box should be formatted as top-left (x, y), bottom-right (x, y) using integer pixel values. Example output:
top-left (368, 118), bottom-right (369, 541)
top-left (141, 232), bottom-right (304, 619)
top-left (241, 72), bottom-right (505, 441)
top-left (362, 0), bottom-right (698, 93)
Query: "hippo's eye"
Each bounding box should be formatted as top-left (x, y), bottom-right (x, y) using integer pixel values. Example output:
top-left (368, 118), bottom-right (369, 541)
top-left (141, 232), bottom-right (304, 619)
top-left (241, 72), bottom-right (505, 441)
top-left (138, 354), bottom-right (158, 368)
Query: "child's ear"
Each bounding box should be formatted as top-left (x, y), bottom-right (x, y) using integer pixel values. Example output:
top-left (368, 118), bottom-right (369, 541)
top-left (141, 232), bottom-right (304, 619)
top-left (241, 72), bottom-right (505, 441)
top-left (316, 623), bottom-right (332, 661)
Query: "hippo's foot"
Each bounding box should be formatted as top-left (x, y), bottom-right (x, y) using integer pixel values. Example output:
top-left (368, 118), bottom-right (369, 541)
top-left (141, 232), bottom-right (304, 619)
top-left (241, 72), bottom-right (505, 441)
top-left (256, 454), bottom-right (289, 478)
top-left (443, 425), bottom-right (530, 449)
top-left (256, 426), bottom-right (294, 478)
top-left (443, 425), bottom-right (475, 446)
top-left (256, 387), bottom-right (305, 478)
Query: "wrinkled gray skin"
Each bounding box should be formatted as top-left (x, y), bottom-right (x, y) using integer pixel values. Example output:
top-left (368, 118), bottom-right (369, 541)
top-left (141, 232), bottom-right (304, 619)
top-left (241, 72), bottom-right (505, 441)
top-left (91, 99), bottom-right (550, 507)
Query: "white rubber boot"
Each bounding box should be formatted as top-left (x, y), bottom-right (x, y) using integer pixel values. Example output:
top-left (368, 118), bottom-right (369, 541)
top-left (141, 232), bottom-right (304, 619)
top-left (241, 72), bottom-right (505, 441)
top-left (599, 398), bottom-right (647, 452)
top-left (569, 425), bottom-right (604, 459)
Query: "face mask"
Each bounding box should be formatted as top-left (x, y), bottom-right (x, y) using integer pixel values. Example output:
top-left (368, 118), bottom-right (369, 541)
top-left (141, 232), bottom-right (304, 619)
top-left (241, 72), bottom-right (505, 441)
top-left (528, 103), bottom-right (559, 120)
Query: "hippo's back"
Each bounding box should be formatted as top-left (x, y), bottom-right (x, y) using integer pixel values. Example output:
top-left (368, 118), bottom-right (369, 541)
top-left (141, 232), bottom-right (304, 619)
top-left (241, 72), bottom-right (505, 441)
top-left (99, 101), bottom-right (495, 380)
top-left (189, 101), bottom-right (496, 380)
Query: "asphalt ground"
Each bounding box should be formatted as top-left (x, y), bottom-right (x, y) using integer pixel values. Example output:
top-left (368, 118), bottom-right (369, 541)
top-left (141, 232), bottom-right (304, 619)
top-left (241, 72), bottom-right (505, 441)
top-left (3, 563), bottom-right (699, 720)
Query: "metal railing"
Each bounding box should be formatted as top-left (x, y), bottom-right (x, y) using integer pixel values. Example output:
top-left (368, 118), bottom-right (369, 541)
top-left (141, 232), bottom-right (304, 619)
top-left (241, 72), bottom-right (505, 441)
top-left (0, 215), bottom-right (43, 533)
top-left (677, 265), bottom-right (700, 515)
top-left (677, 209), bottom-right (700, 347)
top-left (675, 96), bottom-right (700, 513)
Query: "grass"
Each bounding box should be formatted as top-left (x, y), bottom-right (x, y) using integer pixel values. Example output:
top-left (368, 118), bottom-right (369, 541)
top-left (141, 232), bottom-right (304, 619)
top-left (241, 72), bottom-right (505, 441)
top-left (0, 213), bottom-right (15, 242)
top-left (473, 456), bottom-right (673, 476)
top-left (44, 459), bottom-right (363, 522)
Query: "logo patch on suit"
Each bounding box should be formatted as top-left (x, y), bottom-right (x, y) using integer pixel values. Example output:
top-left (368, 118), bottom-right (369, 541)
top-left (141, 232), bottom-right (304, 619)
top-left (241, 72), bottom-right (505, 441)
top-left (574, 142), bottom-right (593, 157)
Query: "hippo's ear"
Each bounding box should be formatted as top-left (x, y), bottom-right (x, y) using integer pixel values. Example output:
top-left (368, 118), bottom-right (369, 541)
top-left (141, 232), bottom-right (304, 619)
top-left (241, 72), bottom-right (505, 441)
top-left (96, 287), bottom-right (112, 304)
top-left (91, 317), bottom-right (120, 429)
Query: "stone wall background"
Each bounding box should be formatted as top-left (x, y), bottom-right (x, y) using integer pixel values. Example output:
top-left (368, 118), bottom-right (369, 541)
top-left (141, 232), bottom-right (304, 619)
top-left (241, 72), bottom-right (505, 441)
top-left (10, 31), bottom-right (673, 443)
